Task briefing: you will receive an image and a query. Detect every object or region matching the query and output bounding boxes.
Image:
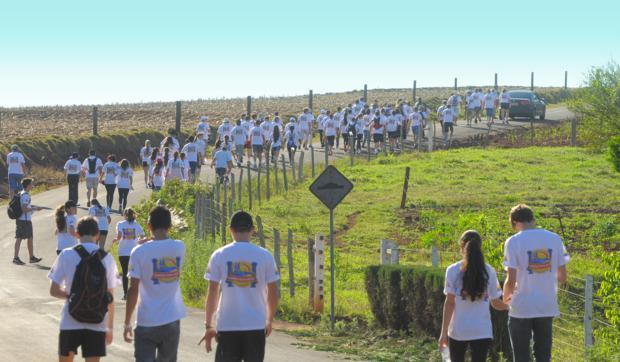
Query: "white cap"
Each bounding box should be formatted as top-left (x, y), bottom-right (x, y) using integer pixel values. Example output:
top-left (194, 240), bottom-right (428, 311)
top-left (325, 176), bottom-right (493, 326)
top-left (289, 117), bottom-right (296, 122)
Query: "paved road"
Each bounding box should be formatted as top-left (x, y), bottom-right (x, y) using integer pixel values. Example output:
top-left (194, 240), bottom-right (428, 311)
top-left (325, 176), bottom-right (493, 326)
top-left (0, 106), bottom-right (571, 360)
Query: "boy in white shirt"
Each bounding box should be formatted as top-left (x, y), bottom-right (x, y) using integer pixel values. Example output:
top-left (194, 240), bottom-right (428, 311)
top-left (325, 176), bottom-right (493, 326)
top-left (48, 216), bottom-right (118, 361)
top-left (500, 89), bottom-right (511, 124)
top-left (200, 211), bottom-right (279, 361)
top-left (82, 150), bottom-right (104, 207)
top-left (217, 119), bottom-right (233, 142)
top-left (250, 121), bottom-right (265, 168)
top-left (124, 206), bottom-right (187, 362)
top-left (441, 104), bottom-right (455, 141)
top-left (298, 108), bottom-right (314, 150)
top-left (181, 136), bottom-right (199, 184)
top-left (484, 89), bottom-right (497, 126)
top-left (503, 204), bottom-right (569, 362)
top-left (64, 152), bottom-right (82, 204)
top-left (196, 116), bottom-right (210, 140)
top-left (13, 178), bottom-right (43, 265)
top-left (231, 119), bottom-right (249, 167)
top-left (7, 144), bottom-right (26, 200)
top-left (211, 141), bottom-right (234, 184)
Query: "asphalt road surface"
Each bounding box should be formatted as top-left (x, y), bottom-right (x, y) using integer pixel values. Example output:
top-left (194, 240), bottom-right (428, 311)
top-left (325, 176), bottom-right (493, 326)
top-left (0, 106), bottom-right (571, 361)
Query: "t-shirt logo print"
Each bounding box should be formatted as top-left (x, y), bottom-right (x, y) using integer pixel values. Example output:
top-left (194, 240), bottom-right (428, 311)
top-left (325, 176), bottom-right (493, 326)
top-left (527, 248), bottom-right (552, 274)
top-left (123, 228), bottom-right (136, 240)
top-left (225, 261), bottom-right (258, 288)
top-left (151, 257), bottom-right (181, 284)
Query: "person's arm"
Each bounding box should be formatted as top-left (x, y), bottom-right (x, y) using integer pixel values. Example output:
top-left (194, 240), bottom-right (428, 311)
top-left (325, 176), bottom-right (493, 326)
top-left (123, 278), bottom-right (140, 342)
top-left (129, 175), bottom-right (133, 190)
top-left (438, 294), bottom-right (455, 348)
top-left (503, 267), bottom-right (517, 304)
top-left (199, 281), bottom-right (220, 353)
top-left (265, 281), bottom-right (279, 337)
top-left (49, 282), bottom-right (69, 300)
top-left (106, 291), bottom-right (114, 345)
top-left (68, 224), bottom-right (78, 239)
top-left (491, 298), bottom-right (509, 311)
top-left (557, 265), bottom-right (567, 285)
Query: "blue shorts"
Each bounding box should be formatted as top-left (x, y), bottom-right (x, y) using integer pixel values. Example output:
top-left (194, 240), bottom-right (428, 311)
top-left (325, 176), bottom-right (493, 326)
top-left (8, 174), bottom-right (23, 192)
top-left (189, 161), bottom-right (197, 174)
top-left (486, 108), bottom-right (496, 117)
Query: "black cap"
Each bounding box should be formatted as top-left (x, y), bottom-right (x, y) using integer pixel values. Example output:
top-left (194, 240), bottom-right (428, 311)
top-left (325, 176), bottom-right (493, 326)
top-left (71, 152), bottom-right (79, 159)
top-left (230, 211), bottom-right (254, 231)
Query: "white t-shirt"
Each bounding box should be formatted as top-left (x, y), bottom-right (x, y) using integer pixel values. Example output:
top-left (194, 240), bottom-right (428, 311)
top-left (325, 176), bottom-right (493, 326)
top-left (57, 214), bottom-right (78, 251)
top-left (298, 113), bottom-right (314, 131)
top-left (261, 121), bottom-right (274, 141)
top-left (316, 114), bottom-right (326, 130)
top-left (231, 126), bottom-right (248, 146)
top-left (484, 93), bottom-right (497, 109)
top-left (47, 242), bottom-right (119, 331)
top-left (18, 191), bottom-right (32, 221)
top-left (241, 120), bottom-right (254, 135)
top-left (410, 112), bottom-right (422, 127)
top-left (213, 149), bottom-right (233, 169)
top-left (218, 122), bottom-right (233, 141)
top-left (324, 118), bottom-right (337, 137)
top-left (205, 241), bottom-right (280, 331)
top-left (196, 121), bottom-right (210, 136)
top-left (181, 143), bottom-right (199, 162)
top-left (116, 167), bottom-right (133, 189)
top-left (444, 261), bottom-right (502, 341)
top-left (386, 116), bottom-right (399, 132)
top-left (88, 205), bottom-right (110, 231)
top-left (102, 162), bottom-right (119, 185)
top-left (82, 157), bottom-right (103, 178)
top-left (7, 151), bottom-right (26, 175)
top-left (64, 159), bottom-right (82, 175)
top-left (503, 229), bottom-right (570, 318)
top-left (128, 238), bottom-right (187, 327)
top-left (501, 92), bottom-right (510, 104)
top-left (150, 165), bottom-right (165, 187)
top-left (371, 118), bottom-right (384, 134)
top-left (166, 158), bottom-right (184, 179)
top-left (140, 147), bottom-right (153, 164)
top-left (116, 220), bottom-right (145, 257)
top-left (448, 95), bottom-right (462, 108)
top-left (442, 108), bottom-right (455, 124)
top-left (250, 126), bottom-right (264, 145)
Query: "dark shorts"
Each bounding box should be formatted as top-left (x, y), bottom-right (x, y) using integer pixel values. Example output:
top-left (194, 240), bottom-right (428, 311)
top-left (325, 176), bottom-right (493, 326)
top-left (326, 136), bottom-right (335, 146)
top-left (59, 329), bottom-right (106, 358)
top-left (388, 131), bottom-right (399, 139)
top-left (443, 123), bottom-right (454, 133)
top-left (272, 145), bottom-right (281, 152)
top-left (189, 161), bottom-right (197, 174)
top-left (252, 144), bottom-right (263, 154)
top-left (99, 230), bottom-right (108, 236)
top-left (142, 161), bottom-right (148, 167)
top-left (216, 168), bottom-right (227, 177)
top-left (373, 133), bottom-right (384, 143)
top-left (15, 220), bottom-right (33, 239)
top-left (8, 174), bottom-right (23, 192)
top-left (501, 102), bottom-right (510, 110)
top-left (215, 330), bottom-right (265, 362)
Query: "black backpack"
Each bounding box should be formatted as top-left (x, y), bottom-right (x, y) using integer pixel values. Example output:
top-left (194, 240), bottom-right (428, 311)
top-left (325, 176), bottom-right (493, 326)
top-left (68, 245), bottom-right (113, 324)
top-left (7, 194), bottom-right (22, 220)
top-left (88, 158), bottom-right (97, 174)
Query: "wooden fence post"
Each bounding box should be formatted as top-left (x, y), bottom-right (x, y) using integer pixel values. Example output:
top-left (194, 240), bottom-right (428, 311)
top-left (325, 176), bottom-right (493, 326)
top-left (257, 163), bottom-right (261, 206)
top-left (274, 159), bottom-right (279, 194)
top-left (349, 140), bottom-right (354, 166)
top-left (274, 229), bottom-right (281, 270)
top-left (247, 96), bottom-right (252, 115)
top-left (494, 73), bottom-right (498, 90)
top-left (256, 215), bottom-right (265, 248)
top-left (310, 145), bottom-right (315, 178)
top-left (290, 154), bottom-right (297, 183)
top-left (313, 234), bottom-right (325, 312)
top-left (298, 151), bottom-right (304, 180)
top-left (210, 194), bottom-right (216, 242)
top-left (175, 101), bottom-right (182, 135)
top-left (238, 170), bottom-right (243, 204)
top-left (281, 155), bottom-right (288, 192)
top-left (230, 173), bottom-right (235, 203)
top-left (324, 143), bottom-right (329, 167)
top-left (309, 89), bottom-right (313, 110)
top-left (400, 167), bottom-right (411, 209)
top-left (307, 237), bottom-right (315, 306)
top-left (454, 77), bottom-right (458, 91)
top-left (92, 106), bottom-right (98, 136)
top-left (221, 201), bottom-right (227, 245)
top-left (412, 80), bottom-right (417, 102)
top-left (266, 160), bottom-right (271, 200)
top-left (531, 72), bottom-right (535, 91)
top-left (364, 84), bottom-right (368, 103)
top-left (247, 162), bottom-right (252, 210)
top-left (571, 118), bottom-right (577, 146)
top-left (287, 229), bottom-right (295, 297)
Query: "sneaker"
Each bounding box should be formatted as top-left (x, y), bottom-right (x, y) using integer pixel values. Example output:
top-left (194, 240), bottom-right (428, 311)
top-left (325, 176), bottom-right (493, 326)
top-left (12, 257), bottom-right (25, 265)
top-left (29, 256), bottom-right (42, 263)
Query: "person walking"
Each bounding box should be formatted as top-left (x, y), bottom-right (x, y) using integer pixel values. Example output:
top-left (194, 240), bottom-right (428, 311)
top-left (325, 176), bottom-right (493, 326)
top-left (211, 140), bottom-right (233, 184)
top-left (101, 155), bottom-right (119, 209)
top-left (88, 199), bottom-right (111, 250)
top-left (139, 140), bottom-right (153, 188)
top-left (113, 208), bottom-right (145, 300)
top-left (48, 216), bottom-right (118, 362)
top-left (55, 200), bottom-right (79, 255)
top-left (7, 144), bottom-right (27, 200)
top-left (181, 136), bottom-right (199, 184)
top-left (82, 150), bottom-right (103, 207)
top-left (13, 178), bottom-right (43, 265)
top-left (503, 204), bottom-right (569, 362)
top-left (231, 119), bottom-right (248, 167)
top-left (500, 88), bottom-right (511, 124)
top-left (166, 151), bottom-right (185, 182)
top-left (200, 211), bottom-right (280, 361)
top-left (439, 230), bottom-right (508, 362)
top-left (441, 104), bottom-right (455, 142)
top-left (116, 159), bottom-right (133, 213)
top-left (250, 120), bottom-right (265, 168)
top-left (123, 206), bottom-right (187, 362)
top-left (150, 159), bottom-right (165, 192)
top-left (64, 153), bottom-right (82, 204)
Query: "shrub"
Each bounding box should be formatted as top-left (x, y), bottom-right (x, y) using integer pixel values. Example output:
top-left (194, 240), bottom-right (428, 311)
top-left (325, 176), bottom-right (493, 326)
top-left (609, 135), bottom-right (620, 173)
top-left (366, 265), bottom-right (511, 361)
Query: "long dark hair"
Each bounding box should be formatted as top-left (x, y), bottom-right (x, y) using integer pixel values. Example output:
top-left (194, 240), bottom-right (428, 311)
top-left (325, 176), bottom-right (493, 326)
top-left (150, 148), bottom-right (159, 163)
top-left (273, 125), bottom-right (280, 143)
top-left (154, 159), bottom-right (164, 175)
top-left (55, 205), bottom-right (67, 232)
top-left (124, 208), bottom-right (136, 223)
top-left (120, 159), bottom-right (129, 170)
top-left (459, 230), bottom-right (488, 302)
top-left (163, 147), bottom-right (170, 166)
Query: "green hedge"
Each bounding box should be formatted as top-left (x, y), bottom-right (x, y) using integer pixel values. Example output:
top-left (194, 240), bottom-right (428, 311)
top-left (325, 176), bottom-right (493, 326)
top-left (366, 265), bottom-right (511, 361)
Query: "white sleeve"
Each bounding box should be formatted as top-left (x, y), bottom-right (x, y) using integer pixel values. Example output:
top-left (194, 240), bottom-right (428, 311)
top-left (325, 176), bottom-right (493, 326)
top-left (204, 252), bottom-right (222, 282)
top-left (556, 238), bottom-right (570, 266)
top-left (128, 248), bottom-right (142, 279)
top-left (264, 253), bottom-right (280, 284)
top-left (47, 253), bottom-right (67, 286)
top-left (105, 255), bottom-right (120, 289)
top-left (503, 238), bottom-right (519, 269)
top-left (443, 267), bottom-right (457, 295)
top-left (487, 267), bottom-right (503, 300)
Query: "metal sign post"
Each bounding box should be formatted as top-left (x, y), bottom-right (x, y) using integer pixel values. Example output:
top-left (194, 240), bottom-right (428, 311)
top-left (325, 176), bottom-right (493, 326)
top-left (309, 165), bottom-right (354, 330)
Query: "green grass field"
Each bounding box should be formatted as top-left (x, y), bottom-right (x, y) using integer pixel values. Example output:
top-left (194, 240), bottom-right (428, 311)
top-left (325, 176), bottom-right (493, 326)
top-left (136, 146), bottom-right (619, 360)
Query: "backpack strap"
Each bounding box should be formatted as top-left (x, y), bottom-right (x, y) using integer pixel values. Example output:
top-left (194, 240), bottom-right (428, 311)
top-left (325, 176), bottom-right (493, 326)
top-left (73, 244), bottom-right (90, 259)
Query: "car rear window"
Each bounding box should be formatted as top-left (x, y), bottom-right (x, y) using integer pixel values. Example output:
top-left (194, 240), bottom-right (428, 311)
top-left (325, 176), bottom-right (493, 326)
top-left (509, 92), bottom-right (532, 99)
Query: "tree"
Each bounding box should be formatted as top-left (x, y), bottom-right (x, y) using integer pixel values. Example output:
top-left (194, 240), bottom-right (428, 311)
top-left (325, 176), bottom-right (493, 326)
top-left (569, 62), bottom-right (620, 150)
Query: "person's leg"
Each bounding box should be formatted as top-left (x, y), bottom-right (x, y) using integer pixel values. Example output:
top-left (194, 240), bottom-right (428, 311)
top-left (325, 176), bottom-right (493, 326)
top-left (92, 183), bottom-right (98, 201)
top-left (86, 186), bottom-right (92, 206)
top-left (532, 317), bottom-right (553, 362)
top-left (27, 237), bottom-right (34, 259)
top-left (104, 185), bottom-right (111, 208)
top-left (155, 320), bottom-right (181, 362)
top-left (119, 256), bottom-right (130, 297)
top-left (508, 316), bottom-right (533, 362)
top-left (215, 331), bottom-right (243, 362)
top-left (469, 338), bottom-right (492, 362)
top-left (134, 325), bottom-right (158, 362)
top-left (98, 232), bottom-right (107, 250)
top-left (448, 337), bottom-right (468, 362)
top-left (241, 330), bottom-right (266, 362)
top-left (59, 330), bottom-right (79, 362)
top-left (81, 330), bottom-right (106, 361)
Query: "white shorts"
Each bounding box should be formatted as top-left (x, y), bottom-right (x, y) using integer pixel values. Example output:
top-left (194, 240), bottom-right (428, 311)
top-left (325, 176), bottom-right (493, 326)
top-left (452, 108), bottom-right (460, 117)
top-left (85, 177), bottom-right (99, 189)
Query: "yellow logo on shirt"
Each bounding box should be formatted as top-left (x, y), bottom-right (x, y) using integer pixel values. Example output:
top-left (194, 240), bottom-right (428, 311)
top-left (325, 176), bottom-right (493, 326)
top-left (151, 257), bottom-right (181, 284)
top-left (225, 261), bottom-right (258, 288)
top-left (527, 249), bottom-right (552, 274)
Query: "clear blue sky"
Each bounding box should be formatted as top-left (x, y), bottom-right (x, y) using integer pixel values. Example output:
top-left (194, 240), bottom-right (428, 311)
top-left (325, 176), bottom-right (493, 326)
top-left (0, 0), bottom-right (617, 107)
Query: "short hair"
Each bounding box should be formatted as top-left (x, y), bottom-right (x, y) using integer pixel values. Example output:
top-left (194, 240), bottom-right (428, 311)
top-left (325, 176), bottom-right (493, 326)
top-left (21, 178), bottom-right (33, 189)
top-left (89, 149), bottom-right (96, 156)
top-left (149, 206), bottom-right (172, 230)
top-left (230, 211), bottom-right (254, 232)
top-left (510, 204), bottom-right (535, 224)
top-left (76, 216), bottom-right (100, 237)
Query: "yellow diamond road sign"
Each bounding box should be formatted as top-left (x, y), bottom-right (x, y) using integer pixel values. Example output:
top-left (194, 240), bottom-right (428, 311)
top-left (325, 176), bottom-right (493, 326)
top-left (309, 166), bottom-right (353, 210)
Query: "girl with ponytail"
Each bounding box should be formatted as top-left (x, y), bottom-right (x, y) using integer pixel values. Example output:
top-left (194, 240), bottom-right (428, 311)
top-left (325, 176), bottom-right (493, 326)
top-left (54, 200), bottom-right (78, 254)
top-left (113, 208), bottom-right (145, 300)
top-left (439, 230), bottom-right (508, 362)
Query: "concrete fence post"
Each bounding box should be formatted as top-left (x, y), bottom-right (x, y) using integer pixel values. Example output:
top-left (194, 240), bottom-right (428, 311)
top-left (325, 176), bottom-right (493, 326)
top-left (287, 229), bottom-right (295, 297)
top-left (432, 245), bottom-right (439, 268)
top-left (584, 275), bottom-right (594, 356)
